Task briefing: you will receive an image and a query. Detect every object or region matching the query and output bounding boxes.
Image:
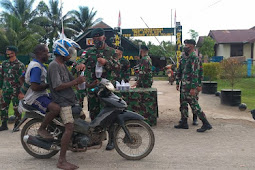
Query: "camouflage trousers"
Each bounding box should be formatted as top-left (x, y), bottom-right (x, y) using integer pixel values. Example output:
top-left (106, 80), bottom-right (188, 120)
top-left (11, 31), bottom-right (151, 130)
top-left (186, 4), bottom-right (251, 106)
top-left (0, 91), bottom-right (20, 122)
top-left (180, 91), bottom-right (206, 121)
top-left (75, 89), bottom-right (87, 107)
top-left (87, 90), bottom-right (102, 121)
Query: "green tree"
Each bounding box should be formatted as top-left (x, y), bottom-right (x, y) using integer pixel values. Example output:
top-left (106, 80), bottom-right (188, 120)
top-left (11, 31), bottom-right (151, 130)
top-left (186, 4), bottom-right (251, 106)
top-left (0, 0), bottom-right (37, 27)
top-left (0, 0), bottom-right (43, 54)
top-left (148, 41), bottom-right (176, 63)
top-left (188, 29), bottom-right (199, 41)
top-left (0, 14), bottom-right (41, 54)
top-left (220, 58), bottom-right (246, 90)
top-left (68, 6), bottom-right (101, 35)
top-left (199, 36), bottom-right (215, 61)
top-left (34, 0), bottom-right (77, 48)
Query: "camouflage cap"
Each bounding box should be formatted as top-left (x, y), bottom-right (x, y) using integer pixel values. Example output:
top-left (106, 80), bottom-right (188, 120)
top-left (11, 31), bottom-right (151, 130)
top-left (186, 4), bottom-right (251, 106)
top-left (184, 39), bottom-right (196, 46)
top-left (6, 46), bottom-right (18, 53)
top-left (91, 28), bottom-right (105, 37)
top-left (140, 45), bottom-right (149, 51)
top-left (117, 46), bottom-right (124, 52)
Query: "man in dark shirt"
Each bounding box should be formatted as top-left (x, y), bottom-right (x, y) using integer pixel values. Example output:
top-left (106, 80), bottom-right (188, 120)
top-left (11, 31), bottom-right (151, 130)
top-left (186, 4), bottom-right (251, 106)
top-left (48, 38), bottom-right (85, 170)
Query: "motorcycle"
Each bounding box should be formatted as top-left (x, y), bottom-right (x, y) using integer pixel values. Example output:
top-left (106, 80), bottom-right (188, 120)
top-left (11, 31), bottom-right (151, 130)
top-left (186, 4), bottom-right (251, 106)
top-left (165, 65), bottom-right (176, 85)
top-left (15, 79), bottom-right (155, 160)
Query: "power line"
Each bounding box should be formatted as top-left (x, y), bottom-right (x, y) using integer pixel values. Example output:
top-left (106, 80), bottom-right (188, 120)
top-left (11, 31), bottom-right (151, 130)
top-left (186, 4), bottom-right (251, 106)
top-left (140, 17), bottom-right (176, 64)
top-left (208, 0), bottom-right (222, 8)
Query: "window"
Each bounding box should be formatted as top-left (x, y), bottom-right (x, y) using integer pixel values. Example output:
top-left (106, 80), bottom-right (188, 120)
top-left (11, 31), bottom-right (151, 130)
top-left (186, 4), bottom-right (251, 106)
top-left (231, 44), bottom-right (243, 57)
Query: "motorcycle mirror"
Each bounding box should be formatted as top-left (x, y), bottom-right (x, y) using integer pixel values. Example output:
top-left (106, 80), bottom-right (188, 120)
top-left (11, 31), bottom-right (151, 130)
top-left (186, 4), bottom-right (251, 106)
top-left (101, 78), bottom-right (115, 92)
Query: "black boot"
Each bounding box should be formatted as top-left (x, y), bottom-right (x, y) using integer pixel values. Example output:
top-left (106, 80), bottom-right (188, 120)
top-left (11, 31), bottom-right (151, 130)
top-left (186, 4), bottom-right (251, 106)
top-left (106, 128), bottom-right (114, 150)
top-left (174, 118), bottom-right (189, 129)
top-left (0, 120), bottom-right (8, 131)
top-left (197, 119), bottom-right (212, 132)
top-left (192, 114), bottom-right (198, 125)
top-left (178, 118), bottom-right (182, 124)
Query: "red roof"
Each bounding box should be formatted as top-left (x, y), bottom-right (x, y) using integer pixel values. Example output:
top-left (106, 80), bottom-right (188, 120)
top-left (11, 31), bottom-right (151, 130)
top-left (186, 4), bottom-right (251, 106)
top-left (209, 28), bottom-right (255, 44)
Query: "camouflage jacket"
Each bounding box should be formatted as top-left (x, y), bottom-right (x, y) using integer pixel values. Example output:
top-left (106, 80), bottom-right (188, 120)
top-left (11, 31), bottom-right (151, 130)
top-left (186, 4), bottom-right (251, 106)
top-left (77, 45), bottom-right (120, 86)
top-left (176, 52), bottom-right (199, 90)
top-left (198, 58), bottom-right (203, 87)
top-left (137, 55), bottom-right (153, 88)
top-left (118, 57), bottom-right (130, 83)
top-left (0, 59), bottom-right (25, 93)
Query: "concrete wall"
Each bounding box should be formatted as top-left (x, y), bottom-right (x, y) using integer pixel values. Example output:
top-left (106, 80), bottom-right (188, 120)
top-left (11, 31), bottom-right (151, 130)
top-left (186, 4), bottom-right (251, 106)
top-left (216, 43), bottom-right (255, 60)
top-left (243, 43), bottom-right (251, 59)
top-left (216, 44), bottom-right (230, 58)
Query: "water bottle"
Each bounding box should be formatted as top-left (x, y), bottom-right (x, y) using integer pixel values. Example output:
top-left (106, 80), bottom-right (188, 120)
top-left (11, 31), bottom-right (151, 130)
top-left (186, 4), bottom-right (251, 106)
top-left (95, 61), bottom-right (103, 78)
top-left (78, 71), bottom-right (86, 90)
top-left (121, 80), bottom-right (125, 91)
top-left (125, 82), bottom-right (130, 91)
top-left (116, 81), bottom-right (120, 91)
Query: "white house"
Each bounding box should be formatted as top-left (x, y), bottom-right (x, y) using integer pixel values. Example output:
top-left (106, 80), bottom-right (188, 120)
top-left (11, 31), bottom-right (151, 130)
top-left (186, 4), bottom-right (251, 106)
top-left (197, 27), bottom-right (255, 62)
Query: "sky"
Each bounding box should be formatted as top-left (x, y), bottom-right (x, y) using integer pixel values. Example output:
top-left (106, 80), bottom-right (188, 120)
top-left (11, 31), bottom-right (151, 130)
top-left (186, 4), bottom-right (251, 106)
top-left (49, 0), bottom-right (255, 45)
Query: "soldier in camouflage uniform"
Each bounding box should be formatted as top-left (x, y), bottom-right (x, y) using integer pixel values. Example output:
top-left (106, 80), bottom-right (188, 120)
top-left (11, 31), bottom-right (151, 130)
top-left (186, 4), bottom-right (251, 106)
top-left (174, 39), bottom-right (212, 132)
top-left (178, 54), bottom-right (203, 126)
top-left (71, 50), bottom-right (87, 108)
top-left (133, 45), bottom-right (153, 88)
top-left (192, 57), bottom-right (203, 125)
top-left (0, 46), bottom-right (25, 131)
top-left (76, 28), bottom-right (120, 150)
top-left (115, 46), bottom-right (130, 83)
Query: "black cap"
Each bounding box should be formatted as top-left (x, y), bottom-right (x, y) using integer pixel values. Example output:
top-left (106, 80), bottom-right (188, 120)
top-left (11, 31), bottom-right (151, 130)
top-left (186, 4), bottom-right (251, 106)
top-left (140, 45), bottom-right (149, 51)
top-left (91, 28), bottom-right (105, 37)
top-left (184, 39), bottom-right (196, 46)
top-left (6, 46), bottom-right (18, 53)
top-left (117, 46), bottom-right (124, 52)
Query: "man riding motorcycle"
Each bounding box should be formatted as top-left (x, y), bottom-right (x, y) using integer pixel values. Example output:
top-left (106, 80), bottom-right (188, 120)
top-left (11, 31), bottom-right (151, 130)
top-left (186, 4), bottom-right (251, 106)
top-left (48, 38), bottom-right (85, 169)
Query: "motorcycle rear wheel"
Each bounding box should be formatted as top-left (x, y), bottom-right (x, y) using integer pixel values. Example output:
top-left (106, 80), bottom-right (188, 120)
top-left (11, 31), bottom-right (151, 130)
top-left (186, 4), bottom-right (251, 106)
top-left (21, 119), bottom-right (59, 159)
top-left (114, 120), bottom-right (155, 160)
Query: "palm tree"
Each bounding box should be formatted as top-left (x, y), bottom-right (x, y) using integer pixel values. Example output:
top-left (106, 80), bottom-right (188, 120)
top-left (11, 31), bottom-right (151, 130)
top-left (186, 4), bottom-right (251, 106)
top-left (68, 6), bottom-right (102, 35)
top-left (0, 0), bottom-right (37, 27)
top-left (0, 14), bottom-right (42, 54)
top-left (34, 0), bottom-right (78, 48)
top-left (0, 0), bottom-right (44, 54)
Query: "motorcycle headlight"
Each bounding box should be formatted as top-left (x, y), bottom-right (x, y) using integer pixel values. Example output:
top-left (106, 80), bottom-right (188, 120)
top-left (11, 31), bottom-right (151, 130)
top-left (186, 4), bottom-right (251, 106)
top-left (101, 78), bottom-right (115, 92)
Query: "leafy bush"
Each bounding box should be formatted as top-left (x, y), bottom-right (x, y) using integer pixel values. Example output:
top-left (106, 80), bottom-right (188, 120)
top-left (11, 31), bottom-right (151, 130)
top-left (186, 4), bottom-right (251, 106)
top-left (203, 62), bottom-right (220, 81)
top-left (220, 58), bottom-right (246, 90)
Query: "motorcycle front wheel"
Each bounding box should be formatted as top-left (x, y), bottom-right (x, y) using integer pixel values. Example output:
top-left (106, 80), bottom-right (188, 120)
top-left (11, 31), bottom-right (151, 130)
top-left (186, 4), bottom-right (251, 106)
top-left (114, 120), bottom-right (155, 160)
top-left (21, 119), bottom-right (59, 159)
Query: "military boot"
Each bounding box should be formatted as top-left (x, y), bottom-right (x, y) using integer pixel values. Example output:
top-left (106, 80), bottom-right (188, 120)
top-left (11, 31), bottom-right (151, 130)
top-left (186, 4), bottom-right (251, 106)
top-left (192, 114), bottom-right (198, 125)
top-left (106, 127), bottom-right (114, 151)
top-left (197, 119), bottom-right (212, 132)
top-left (174, 118), bottom-right (189, 129)
top-left (0, 120), bottom-right (8, 131)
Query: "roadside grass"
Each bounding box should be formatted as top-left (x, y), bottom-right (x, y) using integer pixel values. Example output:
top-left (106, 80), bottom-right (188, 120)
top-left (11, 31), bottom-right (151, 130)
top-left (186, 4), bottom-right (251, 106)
top-left (216, 78), bottom-right (255, 109)
top-left (153, 76), bottom-right (255, 109)
top-left (153, 76), bottom-right (168, 81)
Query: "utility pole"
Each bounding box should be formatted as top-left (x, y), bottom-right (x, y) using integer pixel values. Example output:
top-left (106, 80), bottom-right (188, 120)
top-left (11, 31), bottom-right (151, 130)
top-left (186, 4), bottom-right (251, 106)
top-left (171, 9), bottom-right (172, 44)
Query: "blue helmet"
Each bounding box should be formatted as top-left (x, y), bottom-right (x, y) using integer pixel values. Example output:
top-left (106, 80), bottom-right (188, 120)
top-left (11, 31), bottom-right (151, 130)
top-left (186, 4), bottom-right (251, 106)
top-left (53, 38), bottom-right (81, 57)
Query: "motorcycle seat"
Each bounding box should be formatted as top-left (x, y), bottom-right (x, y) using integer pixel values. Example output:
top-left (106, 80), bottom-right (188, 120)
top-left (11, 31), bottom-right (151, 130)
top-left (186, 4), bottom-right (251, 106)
top-left (21, 100), bottom-right (38, 111)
